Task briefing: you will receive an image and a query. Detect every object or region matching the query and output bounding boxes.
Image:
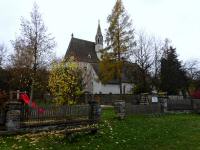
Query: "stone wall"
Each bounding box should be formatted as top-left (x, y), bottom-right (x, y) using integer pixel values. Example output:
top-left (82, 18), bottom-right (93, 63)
top-left (4, 101), bottom-right (21, 131)
top-left (0, 100), bottom-right (101, 134)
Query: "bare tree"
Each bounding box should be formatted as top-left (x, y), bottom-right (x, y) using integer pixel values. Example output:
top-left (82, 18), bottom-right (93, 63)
top-left (0, 43), bottom-right (6, 68)
top-left (184, 59), bottom-right (200, 80)
top-left (11, 3), bottom-right (56, 103)
top-left (132, 31), bottom-right (154, 92)
top-left (133, 31), bottom-right (154, 74)
top-left (151, 37), bottom-right (164, 90)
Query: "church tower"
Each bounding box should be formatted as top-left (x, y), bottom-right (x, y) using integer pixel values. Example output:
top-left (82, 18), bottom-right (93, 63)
top-left (95, 21), bottom-right (103, 60)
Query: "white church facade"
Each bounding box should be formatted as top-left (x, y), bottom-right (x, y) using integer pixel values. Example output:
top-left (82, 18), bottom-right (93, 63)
top-left (65, 23), bottom-right (134, 94)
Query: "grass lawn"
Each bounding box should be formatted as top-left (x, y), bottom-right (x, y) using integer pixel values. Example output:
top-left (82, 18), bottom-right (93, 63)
top-left (1, 108), bottom-right (200, 150)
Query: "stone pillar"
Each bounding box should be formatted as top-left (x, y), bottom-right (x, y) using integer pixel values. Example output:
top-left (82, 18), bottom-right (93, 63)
top-left (192, 99), bottom-right (200, 113)
top-left (159, 97), bottom-right (168, 113)
top-left (114, 100), bottom-right (125, 119)
top-left (5, 101), bottom-right (21, 131)
top-left (88, 101), bottom-right (101, 122)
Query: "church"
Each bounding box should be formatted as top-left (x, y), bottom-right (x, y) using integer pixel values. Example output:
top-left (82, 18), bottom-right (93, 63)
top-left (64, 23), bottom-right (134, 94)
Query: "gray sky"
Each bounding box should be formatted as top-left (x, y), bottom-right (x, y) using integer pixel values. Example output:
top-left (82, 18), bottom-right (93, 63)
top-left (0, 0), bottom-right (200, 61)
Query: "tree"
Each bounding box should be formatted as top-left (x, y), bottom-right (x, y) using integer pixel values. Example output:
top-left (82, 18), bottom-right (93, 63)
top-left (184, 60), bottom-right (200, 80)
top-left (100, 0), bottom-right (136, 95)
top-left (0, 43), bottom-right (9, 92)
top-left (151, 37), bottom-right (164, 91)
top-left (0, 43), bottom-right (6, 68)
top-left (184, 60), bottom-right (200, 95)
top-left (48, 57), bottom-right (84, 105)
top-left (160, 46), bottom-right (188, 95)
top-left (132, 31), bottom-right (154, 93)
top-left (12, 3), bottom-right (56, 102)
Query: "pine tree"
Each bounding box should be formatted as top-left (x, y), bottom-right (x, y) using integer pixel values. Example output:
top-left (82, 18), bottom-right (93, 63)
top-left (160, 46), bottom-right (188, 95)
top-left (100, 0), bottom-right (135, 95)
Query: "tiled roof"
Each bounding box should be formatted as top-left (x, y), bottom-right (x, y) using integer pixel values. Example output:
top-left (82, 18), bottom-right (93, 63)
top-left (91, 62), bottom-right (137, 84)
top-left (65, 37), bottom-right (99, 63)
top-left (65, 37), bottom-right (136, 84)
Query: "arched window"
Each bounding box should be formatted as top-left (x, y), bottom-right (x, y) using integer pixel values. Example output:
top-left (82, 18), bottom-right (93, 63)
top-left (88, 54), bottom-right (91, 59)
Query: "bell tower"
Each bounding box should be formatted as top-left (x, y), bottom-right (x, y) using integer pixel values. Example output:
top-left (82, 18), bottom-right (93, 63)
top-left (95, 21), bottom-right (103, 60)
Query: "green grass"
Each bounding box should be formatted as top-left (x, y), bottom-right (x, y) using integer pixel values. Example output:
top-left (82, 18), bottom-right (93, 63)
top-left (1, 108), bottom-right (200, 149)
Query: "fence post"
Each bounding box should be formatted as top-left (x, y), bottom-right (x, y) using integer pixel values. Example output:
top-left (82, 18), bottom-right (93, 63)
top-left (114, 100), bottom-right (125, 119)
top-left (192, 99), bottom-right (200, 113)
top-left (88, 101), bottom-right (101, 123)
top-left (159, 96), bottom-right (168, 113)
top-left (17, 90), bottom-right (20, 100)
top-left (5, 101), bottom-right (21, 131)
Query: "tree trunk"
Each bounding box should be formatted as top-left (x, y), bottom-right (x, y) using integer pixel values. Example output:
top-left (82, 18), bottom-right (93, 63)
top-left (30, 81), bottom-right (33, 107)
top-left (119, 77), bottom-right (123, 99)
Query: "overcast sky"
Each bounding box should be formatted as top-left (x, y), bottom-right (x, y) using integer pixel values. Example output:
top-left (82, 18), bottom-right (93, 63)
top-left (0, 0), bottom-right (200, 61)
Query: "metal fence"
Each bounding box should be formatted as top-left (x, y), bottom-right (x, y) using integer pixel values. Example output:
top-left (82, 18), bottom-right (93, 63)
top-left (0, 108), bottom-right (5, 125)
top-left (125, 103), bottom-right (162, 115)
top-left (20, 104), bottom-right (90, 127)
top-left (124, 96), bottom-right (200, 115)
top-left (167, 98), bottom-right (193, 111)
top-left (86, 94), bottom-right (140, 105)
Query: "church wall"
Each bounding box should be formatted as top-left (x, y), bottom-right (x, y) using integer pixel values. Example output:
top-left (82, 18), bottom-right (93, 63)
top-left (77, 62), bottom-right (94, 93)
top-left (93, 81), bottom-right (133, 94)
top-left (78, 62), bottom-right (133, 94)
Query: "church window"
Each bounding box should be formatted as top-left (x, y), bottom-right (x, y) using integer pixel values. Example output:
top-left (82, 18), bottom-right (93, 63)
top-left (88, 54), bottom-right (91, 59)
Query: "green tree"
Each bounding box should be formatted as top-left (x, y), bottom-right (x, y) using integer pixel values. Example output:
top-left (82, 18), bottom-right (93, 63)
top-left (100, 0), bottom-right (135, 95)
top-left (48, 58), bottom-right (84, 105)
top-left (160, 46), bottom-right (188, 95)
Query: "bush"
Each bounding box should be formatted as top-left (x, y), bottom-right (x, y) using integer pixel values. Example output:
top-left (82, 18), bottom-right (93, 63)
top-left (48, 58), bottom-right (84, 105)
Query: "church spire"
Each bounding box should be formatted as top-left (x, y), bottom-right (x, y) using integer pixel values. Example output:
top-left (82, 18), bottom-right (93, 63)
top-left (95, 20), bottom-right (103, 60)
top-left (95, 20), bottom-right (103, 45)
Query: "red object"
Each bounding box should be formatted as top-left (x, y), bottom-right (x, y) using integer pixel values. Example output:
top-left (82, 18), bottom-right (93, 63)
top-left (20, 93), bottom-right (45, 113)
top-left (190, 90), bottom-right (200, 99)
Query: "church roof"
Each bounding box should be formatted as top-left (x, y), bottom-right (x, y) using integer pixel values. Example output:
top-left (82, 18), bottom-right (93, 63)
top-left (64, 36), bottom-right (137, 85)
top-left (65, 37), bottom-right (99, 63)
top-left (91, 62), bottom-right (136, 84)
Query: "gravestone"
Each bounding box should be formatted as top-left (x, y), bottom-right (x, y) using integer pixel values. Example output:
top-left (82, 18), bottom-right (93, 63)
top-left (114, 100), bottom-right (125, 119)
top-left (88, 101), bottom-right (101, 122)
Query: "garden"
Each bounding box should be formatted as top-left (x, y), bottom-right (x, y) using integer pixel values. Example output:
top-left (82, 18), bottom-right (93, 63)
top-left (1, 108), bottom-right (200, 150)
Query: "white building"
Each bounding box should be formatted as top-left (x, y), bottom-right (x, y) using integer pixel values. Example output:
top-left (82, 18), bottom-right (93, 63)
top-left (65, 23), bottom-right (134, 94)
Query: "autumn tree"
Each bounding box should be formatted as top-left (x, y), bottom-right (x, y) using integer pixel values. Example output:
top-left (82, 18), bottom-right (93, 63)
top-left (48, 57), bottom-right (84, 105)
top-left (11, 3), bottom-right (56, 102)
top-left (100, 0), bottom-right (136, 95)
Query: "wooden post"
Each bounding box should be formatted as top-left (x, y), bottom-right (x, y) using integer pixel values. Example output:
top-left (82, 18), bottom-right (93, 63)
top-left (17, 90), bottom-right (20, 100)
top-left (9, 91), bottom-right (13, 101)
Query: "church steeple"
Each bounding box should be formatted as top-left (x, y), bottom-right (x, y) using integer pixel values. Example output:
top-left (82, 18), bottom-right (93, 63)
top-left (95, 21), bottom-right (103, 60)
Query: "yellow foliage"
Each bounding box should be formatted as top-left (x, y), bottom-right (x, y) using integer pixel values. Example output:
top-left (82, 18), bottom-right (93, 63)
top-left (48, 57), bottom-right (83, 105)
